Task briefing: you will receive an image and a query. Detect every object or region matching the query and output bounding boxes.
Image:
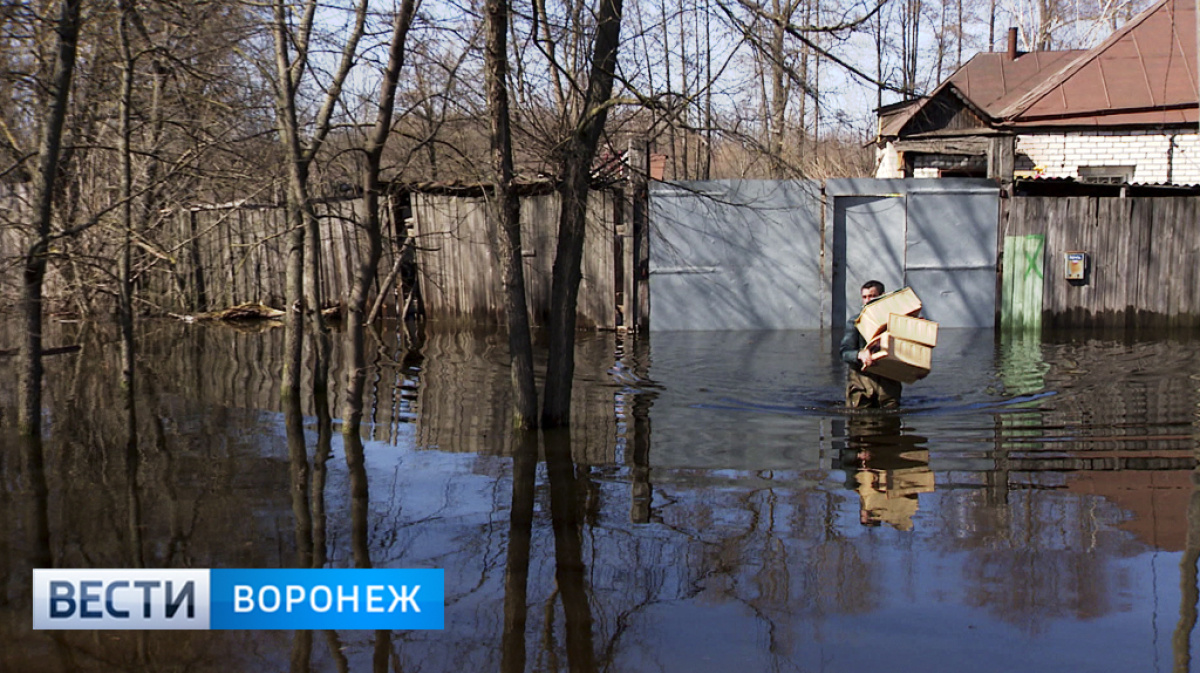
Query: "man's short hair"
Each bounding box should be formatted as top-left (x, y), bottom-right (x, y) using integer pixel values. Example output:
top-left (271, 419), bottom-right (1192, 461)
top-left (862, 280), bottom-right (885, 295)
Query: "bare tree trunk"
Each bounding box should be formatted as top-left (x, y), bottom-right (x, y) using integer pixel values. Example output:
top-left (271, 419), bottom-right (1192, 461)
top-left (272, 0), bottom-right (366, 399)
top-left (533, 0), bottom-right (568, 115)
top-left (18, 0), bottom-right (82, 438)
top-left (117, 0), bottom-right (142, 575)
top-left (487, 0), bottom-right (539, 429)
top-left (769, 0), bottom-right (789, 178)
top-left (1036, 0), bottom-right (1053, 50)
top-left (118, 0), bottom-right (136, 403)
top-left (344, 0), bottom-right (417, 432)
top-left (274, 0), bottom-right (307, 399)
top-left (367, 242), bottom-right (406, 324)
top-left (935, 1), bottom-right (946, 83)
top-left (875, 9), bottom-right (884, 111)
top-left (798, 0), bottom-right (810, 153)
top-left (903, 0), bottom-right (919, 94)
top-left (989, 0), bottom-right (996, 49)
top-left (811, 1), bottom-right (820, 143)
top-left (677, 0), bottom-right (689, 179)
top-left (542, 0), bottom-right (626, 428)
top-left (659, 0), bottom-right (678, 178)
top-left (703, 0), bottom-right (713, 179)
top-left (956, 0), bottom-right (963, 67)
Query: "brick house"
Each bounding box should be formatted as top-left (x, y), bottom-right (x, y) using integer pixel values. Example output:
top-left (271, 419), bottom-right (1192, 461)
top-left (875, 0), bottom-right (1200, 185)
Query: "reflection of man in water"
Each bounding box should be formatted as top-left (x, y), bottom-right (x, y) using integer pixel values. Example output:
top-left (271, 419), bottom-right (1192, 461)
top-left (856, 463), bottom-right (923, 530)
top-left (840, 415), bottom-right (934, 531)
top-left (840, 280), bottom-right (903, 409)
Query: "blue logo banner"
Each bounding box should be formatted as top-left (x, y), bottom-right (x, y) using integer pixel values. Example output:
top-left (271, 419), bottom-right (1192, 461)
top-left (33, 568), bottom-right (444, 631)
top-left (210, 569), bottom-right (444, 630)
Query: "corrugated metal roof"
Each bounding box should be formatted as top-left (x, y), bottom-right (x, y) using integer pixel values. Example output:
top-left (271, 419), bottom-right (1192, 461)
top-left (1002, 0), bottom-right (1198, 124)
top-left (883, 0), bottom-right (1199, 137)
top-left (953, 50), bottom-right (1086, 116)
top-left (877, 50), bottom-right (1085, 138)
top-left (1013, 175), bottom-right (1200, 195)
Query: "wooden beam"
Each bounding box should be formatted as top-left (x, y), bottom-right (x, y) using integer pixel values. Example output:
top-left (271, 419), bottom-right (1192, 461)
top-left (892, 137), bottom-right (990, 155)
top-left (987, 135), bottom-right (1016, 182)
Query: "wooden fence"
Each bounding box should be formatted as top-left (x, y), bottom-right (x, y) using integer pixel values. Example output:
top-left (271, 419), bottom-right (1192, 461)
top-left (155, 196), bottom-right (409, 315)
top-left (1003, 195), bottom-right (1200, 328)
top-left (0, 194), bottom-right (411, 318)
top-left (16, 184), bottom-right (1197, 331)
top-left (2, 184), bottom-right (633, 330)
top-left (411, 188), bottom-right (621, 330)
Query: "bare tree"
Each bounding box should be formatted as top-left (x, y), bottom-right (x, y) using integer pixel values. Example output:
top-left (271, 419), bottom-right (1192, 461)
top-left (17, 0), bottom-right (83, 438)
top-left (542, 0), bottom-right (628, 427)
top-left (486, 0), bottom-right (539, 428)
top-left (344, 0), bottom-right (419, 432)
top-left (900, 0), bottom-right (921, 94)
top-left (269, 0), bottom-right (367, 397)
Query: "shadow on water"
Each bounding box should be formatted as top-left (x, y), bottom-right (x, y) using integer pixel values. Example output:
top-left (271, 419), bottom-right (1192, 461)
top-left (1, 320), bottom-right (1200, 671)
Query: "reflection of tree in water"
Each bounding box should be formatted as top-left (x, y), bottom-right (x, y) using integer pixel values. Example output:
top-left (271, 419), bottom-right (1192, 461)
top-left (963, 546), bottom-right (1113, 634)
top-left (934, 487), bottom-right (1138, 634)
top-left (6, 323), bottom-right (296, 571)
top-left (590, 485), bottom-right (875, 667)
top-left (0, 322), bottom-right (303, 670)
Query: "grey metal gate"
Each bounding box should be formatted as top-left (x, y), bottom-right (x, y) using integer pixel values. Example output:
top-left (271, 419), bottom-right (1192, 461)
top-left (648, 180), bottom-right (824, 331)
top-left (827, 178), bottom-right (999, 330)
top-left (648, 178), bottom-right (999, 331)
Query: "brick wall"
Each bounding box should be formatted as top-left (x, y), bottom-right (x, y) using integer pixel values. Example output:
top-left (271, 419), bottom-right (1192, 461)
top-left (1018, 130), bottom-right (1200, 184)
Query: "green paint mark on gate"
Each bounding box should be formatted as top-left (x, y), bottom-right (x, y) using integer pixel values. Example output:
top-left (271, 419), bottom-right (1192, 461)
top-left (1002, 235), bottom-right (1045, 331)
top-left (1022, 235), bottom-right (1044, 280)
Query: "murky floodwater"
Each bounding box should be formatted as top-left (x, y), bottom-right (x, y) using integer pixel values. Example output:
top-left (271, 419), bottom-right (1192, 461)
top-left (2, 319), bottom-right (1199, 672)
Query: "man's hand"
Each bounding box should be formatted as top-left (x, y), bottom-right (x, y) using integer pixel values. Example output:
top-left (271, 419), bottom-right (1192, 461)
top-left (858, 348), bottom-right (875, 368)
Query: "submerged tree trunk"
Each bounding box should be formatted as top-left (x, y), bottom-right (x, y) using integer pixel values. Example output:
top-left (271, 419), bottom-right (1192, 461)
top-left (343, 0), bottom-right (416, 432)
top-left (285, 381), bottom-right (313, 669)
top-left (486, 0), bottom-right (539, 429)
top-left (18, 0), bottom-right (83, 438)
top-left (542, 0), bottom-right (626, 428)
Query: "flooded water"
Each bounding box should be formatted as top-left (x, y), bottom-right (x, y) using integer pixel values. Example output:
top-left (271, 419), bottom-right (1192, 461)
top-left (2, 319), bottom-right (1199, 672)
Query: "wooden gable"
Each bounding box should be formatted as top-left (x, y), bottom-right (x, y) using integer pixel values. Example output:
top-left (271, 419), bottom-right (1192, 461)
top-left (901, 88), bottom-right (990, 137)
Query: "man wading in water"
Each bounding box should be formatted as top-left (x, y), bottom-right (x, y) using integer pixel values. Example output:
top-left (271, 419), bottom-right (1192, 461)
top-left (840, 280), bottom-right (903, 409)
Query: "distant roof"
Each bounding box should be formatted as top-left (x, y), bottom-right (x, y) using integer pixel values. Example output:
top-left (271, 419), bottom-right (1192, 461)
top-left (881, 0), bottom-right (1199, 136)
top-left (878, 50), bottom-right (1083, 136)
top-left (1002, 0), bottom-right (1198, 126)
top-left (952, 50), bottom-right (1086, 116)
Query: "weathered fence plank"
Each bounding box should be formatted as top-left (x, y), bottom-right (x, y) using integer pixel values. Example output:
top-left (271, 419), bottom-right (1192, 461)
top-left (1006, 195), bottom-right (1200, 328)
top-left (410, 189), bottom-right (619, 329)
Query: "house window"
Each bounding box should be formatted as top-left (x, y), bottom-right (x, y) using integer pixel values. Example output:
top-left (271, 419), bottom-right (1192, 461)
top-left (1078, 165), bottom-right (1134, 185)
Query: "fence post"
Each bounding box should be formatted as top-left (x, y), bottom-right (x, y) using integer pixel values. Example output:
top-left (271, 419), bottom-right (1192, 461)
top-left (629, 139), bottom-right (650, 332)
